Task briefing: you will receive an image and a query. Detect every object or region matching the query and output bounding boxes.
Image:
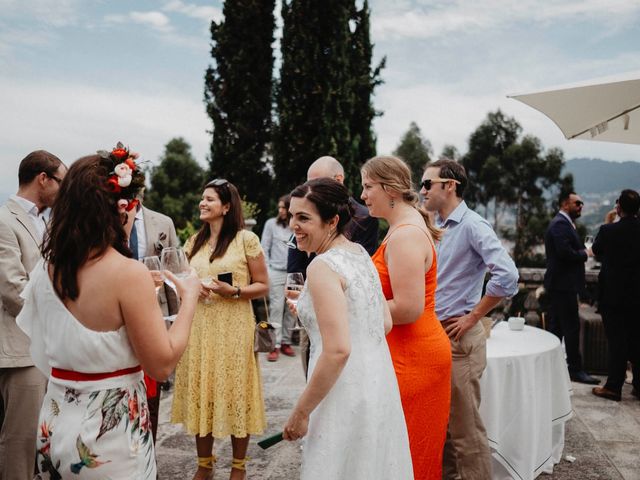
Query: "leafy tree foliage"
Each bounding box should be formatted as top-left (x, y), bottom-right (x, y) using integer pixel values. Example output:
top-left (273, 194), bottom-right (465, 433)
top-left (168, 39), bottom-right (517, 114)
top-left (204, 0), bottom-right (275, 225)
top-left (393, 121), bottom-right (432, 186)
top-left (461, 111), bottom-right (574, 265)
top-left (462, 110), bottom-right (521, 213)
top-left (440, 144), bottom-right (460, 161)
top-left (349, 0), bottom-right (385, 172)
top-left (273, 0), bottom-right (384, 196)
top-left (144, 138), bottom-right (207, 237)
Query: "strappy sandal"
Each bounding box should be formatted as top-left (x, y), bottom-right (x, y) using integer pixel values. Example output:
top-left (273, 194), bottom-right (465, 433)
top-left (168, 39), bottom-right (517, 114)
top-left (230, 456), bottom-right (249, 478)
top-left (194, 455), bottom-right (216, 480)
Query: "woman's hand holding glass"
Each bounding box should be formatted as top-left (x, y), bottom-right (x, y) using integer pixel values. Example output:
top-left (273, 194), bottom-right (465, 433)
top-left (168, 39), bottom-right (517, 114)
top-left (164, 269), bottom-right (200, 303)
top-left (200, 276), bottom-right (236, 299)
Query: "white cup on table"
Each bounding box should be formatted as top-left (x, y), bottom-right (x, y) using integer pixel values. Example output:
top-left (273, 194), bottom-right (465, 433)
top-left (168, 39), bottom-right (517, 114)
top-left (508, 317), bottom-right (525, 331)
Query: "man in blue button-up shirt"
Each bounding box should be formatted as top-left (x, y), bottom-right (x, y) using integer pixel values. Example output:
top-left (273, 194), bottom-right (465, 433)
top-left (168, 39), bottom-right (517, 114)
top-left (422, 159), bottom-right (519, 480)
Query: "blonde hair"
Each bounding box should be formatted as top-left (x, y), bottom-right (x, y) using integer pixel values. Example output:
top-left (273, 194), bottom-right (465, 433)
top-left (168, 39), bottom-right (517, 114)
top-left (362, 155), bottom-right (442, 242)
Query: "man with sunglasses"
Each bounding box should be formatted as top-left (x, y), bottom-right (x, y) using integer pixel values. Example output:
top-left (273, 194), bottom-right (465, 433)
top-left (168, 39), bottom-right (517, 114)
top-left (544, 192), bottom-right (599, 385)
top-left (421, 158), bottom-right (519, 480)
top-left (0, 150), bottom-right (66, 479)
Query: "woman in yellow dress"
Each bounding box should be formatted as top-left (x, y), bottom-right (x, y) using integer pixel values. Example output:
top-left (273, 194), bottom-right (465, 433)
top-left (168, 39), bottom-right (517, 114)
top-left (171, 179), bottom-right (269, 480)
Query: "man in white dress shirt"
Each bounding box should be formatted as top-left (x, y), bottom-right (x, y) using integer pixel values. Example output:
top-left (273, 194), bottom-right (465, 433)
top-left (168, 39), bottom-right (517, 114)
top-left (0, 150), bottom-right (66, 479)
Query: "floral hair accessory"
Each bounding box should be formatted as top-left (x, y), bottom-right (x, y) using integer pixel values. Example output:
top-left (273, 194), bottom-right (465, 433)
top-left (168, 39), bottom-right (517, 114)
top-left (97, 141), bottom-right (146, 211)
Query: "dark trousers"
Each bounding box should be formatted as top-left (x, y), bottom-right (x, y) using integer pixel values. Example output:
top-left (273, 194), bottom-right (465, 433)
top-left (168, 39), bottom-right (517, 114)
top-left (601, 306), bottom-right (640, 393)
top-left (148, 392), bottom-right (161, 444)
top-left (548, 290), bottom-right (583, 372)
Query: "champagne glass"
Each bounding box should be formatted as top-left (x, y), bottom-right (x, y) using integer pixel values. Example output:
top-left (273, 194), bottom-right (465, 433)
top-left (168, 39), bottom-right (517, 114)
top-left (201, 276), bottom-right (214, 305)
top-left (141, 256), bottom-right (163, 294)
top-left (160, 247), bottom-right (190, 292)
top-left (285, 272), bottom-right (305, 330)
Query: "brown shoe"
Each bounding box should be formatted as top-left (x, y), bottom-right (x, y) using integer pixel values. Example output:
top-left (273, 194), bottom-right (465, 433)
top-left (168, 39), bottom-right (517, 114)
top-left (280, 344), bottom-right (296, 357)
top-left (592, 386), bottom-right (621, 401)
top-left (267, 348), bottom-right (279, 362)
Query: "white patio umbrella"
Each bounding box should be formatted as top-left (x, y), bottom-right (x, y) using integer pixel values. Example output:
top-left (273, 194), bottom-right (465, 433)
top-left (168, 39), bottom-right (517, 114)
top-left (509, 74), bottom-right (640, 145)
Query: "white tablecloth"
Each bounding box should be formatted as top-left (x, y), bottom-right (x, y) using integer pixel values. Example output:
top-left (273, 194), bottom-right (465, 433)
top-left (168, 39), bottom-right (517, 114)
top-left (479, 322), bottom-right (573, 480)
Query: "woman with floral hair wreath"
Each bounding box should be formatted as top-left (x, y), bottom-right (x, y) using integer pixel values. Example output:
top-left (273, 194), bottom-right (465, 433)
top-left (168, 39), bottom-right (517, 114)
top-left (16, 144), bottom-right (201, 479)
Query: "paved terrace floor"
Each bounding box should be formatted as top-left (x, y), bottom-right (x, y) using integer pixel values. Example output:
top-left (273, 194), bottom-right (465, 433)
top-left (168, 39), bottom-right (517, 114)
top-left (156, 346), bottom-right (640, 479)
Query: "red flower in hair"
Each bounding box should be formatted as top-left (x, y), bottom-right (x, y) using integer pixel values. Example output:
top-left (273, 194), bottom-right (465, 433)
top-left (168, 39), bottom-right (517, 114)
top-left (106, 176), bottom-right (122, 193)
top-left (126, 199), bottom-right (139, 211)
top-left (111, 147), bottom-right (128, 160)
top-left (124, 158), bottom-right (136, 170)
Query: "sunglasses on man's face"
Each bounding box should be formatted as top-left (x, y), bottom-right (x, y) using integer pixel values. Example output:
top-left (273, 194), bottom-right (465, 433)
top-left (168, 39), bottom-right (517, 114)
top-left (574, 200), bottom-right (584, 207)
top-left (46, 172), bottom-right (63, 184)
top-left (420, 178), bottom-right (460, 191)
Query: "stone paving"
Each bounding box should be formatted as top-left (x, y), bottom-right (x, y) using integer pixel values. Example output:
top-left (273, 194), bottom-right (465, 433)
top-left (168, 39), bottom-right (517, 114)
top-left (156, 346), bottom-right (640, 479)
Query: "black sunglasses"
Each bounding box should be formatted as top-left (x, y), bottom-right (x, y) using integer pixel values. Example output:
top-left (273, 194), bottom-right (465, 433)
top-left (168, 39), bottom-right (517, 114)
top-left (574, 200), bottom-right (584, 207)
top-left (46, 173), bottom-right (63, 184)
top-left (420, 178), bottom-right (460, 191)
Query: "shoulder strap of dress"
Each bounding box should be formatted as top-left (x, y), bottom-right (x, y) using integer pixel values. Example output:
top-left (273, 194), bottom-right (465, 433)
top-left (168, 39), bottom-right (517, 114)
top-left (384, 223), bottom-right (436, 253)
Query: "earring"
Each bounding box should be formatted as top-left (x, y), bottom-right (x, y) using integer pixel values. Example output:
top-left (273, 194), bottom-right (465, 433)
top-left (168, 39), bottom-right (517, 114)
top-left (390, 198), bottom-right (395, 209)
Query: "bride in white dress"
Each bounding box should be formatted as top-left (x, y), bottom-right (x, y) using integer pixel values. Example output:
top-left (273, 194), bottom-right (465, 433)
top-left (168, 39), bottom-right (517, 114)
top-left (283, 178), bottom-right (413, 480)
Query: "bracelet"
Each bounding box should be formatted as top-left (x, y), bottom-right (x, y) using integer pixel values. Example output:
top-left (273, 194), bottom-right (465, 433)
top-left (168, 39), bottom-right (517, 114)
top-left (231, 286), bottom-right (241, 299)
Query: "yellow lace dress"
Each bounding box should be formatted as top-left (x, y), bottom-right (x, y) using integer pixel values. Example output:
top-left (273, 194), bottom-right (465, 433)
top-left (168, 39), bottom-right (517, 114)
top-left (171, 230), bottom-right (266, 438)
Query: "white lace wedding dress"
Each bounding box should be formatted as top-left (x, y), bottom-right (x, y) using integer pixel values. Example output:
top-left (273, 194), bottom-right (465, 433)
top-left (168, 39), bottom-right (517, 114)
top-left (297, 245), bottom-right (413, 480)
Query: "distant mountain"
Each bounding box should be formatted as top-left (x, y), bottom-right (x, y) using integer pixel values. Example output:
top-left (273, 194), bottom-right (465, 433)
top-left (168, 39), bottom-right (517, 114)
top-left (565, 158), bottom-right (640, 194)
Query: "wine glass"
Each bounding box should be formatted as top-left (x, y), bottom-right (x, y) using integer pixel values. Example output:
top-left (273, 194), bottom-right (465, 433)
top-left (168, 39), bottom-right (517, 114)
top-left (140, 256), bottom-right (163, 294)
top-left (160, 247), bottom-right (190, 292)
top-left (285, 272), bottom-right (305, 330)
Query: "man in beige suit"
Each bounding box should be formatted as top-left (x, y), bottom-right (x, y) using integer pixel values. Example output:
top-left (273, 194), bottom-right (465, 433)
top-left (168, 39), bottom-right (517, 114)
top-left (129, 201), bottom-right (179, 443)
top-left (0, 150), bottom-right (66, 479)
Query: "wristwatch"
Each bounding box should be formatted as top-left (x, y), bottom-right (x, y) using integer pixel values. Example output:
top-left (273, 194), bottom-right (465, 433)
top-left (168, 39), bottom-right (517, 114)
top-left (231, 286), bottom-right (241, 299)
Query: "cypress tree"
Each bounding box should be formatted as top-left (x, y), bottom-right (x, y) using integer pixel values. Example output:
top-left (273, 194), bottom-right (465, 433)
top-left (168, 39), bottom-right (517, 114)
top-left (274, 0), bottom-right (383, 196)
top-left (348, 0), bottom-right (385, 191)
top-left (204, 0), bottom-right (275, 222)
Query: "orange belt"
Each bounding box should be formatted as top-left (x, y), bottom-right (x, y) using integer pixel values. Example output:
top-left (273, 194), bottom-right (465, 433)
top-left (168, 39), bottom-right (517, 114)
top-left (51, 365), bottom-right (142, 381)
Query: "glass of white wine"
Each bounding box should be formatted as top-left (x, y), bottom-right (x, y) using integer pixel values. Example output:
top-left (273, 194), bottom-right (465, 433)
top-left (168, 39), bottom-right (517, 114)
top-left (160, 247), bottom-right (190, 293)
top-left (285, 272), bottom-right (305, 330)
top-left (141, 256), bottom-right (163, 294)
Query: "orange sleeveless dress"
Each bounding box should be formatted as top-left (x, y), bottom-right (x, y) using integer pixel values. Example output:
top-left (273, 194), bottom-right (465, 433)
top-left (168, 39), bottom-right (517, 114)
top-left (372, 225), bottom-right (452, 480)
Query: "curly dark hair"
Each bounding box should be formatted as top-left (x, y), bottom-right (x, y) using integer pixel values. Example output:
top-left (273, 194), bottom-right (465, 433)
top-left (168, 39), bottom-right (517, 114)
top-left (42, 155), bottom-right (132, 300)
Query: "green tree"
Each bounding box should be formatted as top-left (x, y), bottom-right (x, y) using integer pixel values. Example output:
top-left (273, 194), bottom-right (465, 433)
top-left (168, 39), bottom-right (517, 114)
top-left (393, 121), bottom-right (432, 186)
top-left (144, 138), bottom-right (207, 237)
top-left (273, 0), bottom-right (383, 196)
top-left (499, 137), bottom-right (573, 265)
top-left (204, 0), bottom-right (275, 224)
top-left (440, 144), bottom-right (460, 161)
top-left (349, 0), bottom-right (385, 172)
top-left (462, 110), bottom-right (521, 215)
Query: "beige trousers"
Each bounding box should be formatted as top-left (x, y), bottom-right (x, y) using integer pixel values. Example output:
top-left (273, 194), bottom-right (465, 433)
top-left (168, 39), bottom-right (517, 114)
top-left (0, 366), bottom-right (46, 480)
top-left (442, 321), bottom-right (492, 480)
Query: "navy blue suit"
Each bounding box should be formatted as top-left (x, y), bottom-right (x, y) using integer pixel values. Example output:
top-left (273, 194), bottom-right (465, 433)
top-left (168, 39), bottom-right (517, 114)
top-left (544, 213), bottom-right (588, 373)
top-left (592, 216), bottom-right (640, 393)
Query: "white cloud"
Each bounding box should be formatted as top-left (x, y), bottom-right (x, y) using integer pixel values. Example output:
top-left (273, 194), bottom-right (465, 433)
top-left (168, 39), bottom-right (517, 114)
top-left (371, 0), bottom-right (640, 40)
top-left (0, 77), bottom-right (210, 195)
top-left (105, 11), bottom-right (173, 32)
top-left (0, 0), bottom-right (80, 27)
top-left (163, 0), bottom-right (223, 23)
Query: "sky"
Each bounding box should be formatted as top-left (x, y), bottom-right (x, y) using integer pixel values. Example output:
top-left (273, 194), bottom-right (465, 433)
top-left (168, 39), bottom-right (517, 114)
top-left (1, 0), bottom-right (640, 196)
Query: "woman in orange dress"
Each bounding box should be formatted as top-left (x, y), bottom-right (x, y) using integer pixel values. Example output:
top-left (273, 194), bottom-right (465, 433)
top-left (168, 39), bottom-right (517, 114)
top-left (361, 156), bottom-right (452, 479)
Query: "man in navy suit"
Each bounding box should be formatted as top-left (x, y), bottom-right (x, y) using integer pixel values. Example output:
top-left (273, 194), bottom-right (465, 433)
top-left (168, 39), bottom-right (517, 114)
top-left (544, 191), bottom-right (599, 384)
top-left (591, 189), bottom-right (640, 401)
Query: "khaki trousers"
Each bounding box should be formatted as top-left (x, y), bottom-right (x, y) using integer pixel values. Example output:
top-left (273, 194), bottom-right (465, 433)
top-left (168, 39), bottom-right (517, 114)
top-left (0, 366), bottom-right (46, 480)
top-left (442, 321), bottom-right (492, 480)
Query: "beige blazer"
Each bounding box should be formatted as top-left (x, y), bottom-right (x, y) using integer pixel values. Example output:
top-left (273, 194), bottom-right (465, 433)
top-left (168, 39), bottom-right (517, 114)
top-left (0, 198), bottom-right (43, 368)
top-left (142, 207), bottom-right (180, 317)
